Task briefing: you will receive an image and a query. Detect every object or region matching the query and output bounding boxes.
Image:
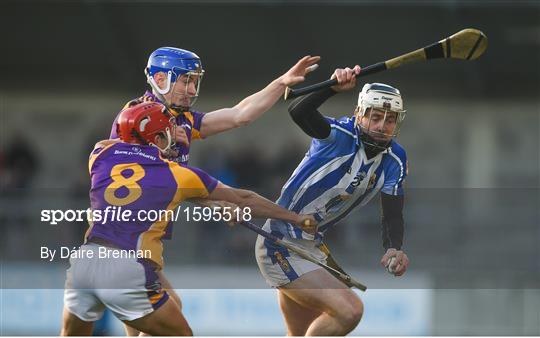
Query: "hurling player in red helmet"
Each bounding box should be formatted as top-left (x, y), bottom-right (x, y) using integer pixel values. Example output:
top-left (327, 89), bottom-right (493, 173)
top-left (115, 102), bottom-right (177, 153)
top-left (62, 102), bottom-right (316, 336)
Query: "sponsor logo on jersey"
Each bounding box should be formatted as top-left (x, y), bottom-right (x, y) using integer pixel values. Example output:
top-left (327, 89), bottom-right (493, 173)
top-left (368, 173), bottom-right (377, 189)
top-left (274, 251), bottom-right (291, 273)
top-left (173, 153), bottom-right (190, 163)
top-left (113, 148), bottom-right (157, 161)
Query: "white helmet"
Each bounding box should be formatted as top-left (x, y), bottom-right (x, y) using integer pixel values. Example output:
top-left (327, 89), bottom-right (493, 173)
top-left (355, 83), bottom-right (407, 149)
top-left (357, 83), bottom-right (405, 113)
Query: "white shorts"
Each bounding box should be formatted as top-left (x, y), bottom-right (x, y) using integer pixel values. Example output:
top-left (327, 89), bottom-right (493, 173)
top-left (255, 221), bottom-right (327, 288)
top-left (63, 243), bottom-right (169, 322)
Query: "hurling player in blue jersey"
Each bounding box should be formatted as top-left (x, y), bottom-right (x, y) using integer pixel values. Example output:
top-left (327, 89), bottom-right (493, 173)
top-left (255, 66), bottom-right (410, 335)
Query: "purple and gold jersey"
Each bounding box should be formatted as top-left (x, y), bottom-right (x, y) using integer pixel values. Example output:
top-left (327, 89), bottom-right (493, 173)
top-left (109, 91), bottom-right (206, 165)
top-left (85, 141), bottom-right (217, 268)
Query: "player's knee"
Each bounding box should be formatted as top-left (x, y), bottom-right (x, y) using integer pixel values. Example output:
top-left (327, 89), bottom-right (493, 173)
top-left (285, 323), bottom-right (310, 337)
top-left (176, 323), bottom-right (193, 336)
top-left (337, 297), bottom-right (363, 331)
top-left (287, 329), bottom-right (305, 336)
top-left (169, 292), bottom-right (183, 310)
top-left (169, 314), bottom-right (192, 336)
top-left (159, 321), bottom-right (192, 336)
top-left (61, 319), bottom-right (93, 336)
top-left (61, 308), bottom-right (93, 336)
top-left (350, 298), bottom-right (364, 325)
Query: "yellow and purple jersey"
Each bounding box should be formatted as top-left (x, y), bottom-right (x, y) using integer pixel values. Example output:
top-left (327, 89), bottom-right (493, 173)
top-left (85, 141), bottom-right (217, 268)
top-left (109, 91), bottom-right (205, 165)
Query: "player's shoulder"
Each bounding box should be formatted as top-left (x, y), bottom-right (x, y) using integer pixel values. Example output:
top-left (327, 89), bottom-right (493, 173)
top-left (182, 109), bottom-right (205, 124)
top-left (384, 140), bottom-right (407, 167)
top-left (172, 163), bottom-right (219, 192)
top-left (90, 139), bottom-right (120, 157)
top-left (177, 163), bottom-right (210, 178)
top-left (311, 116), bottom-right (356, 152)
top-left (325, 115), bottom-right (356, 135)
top-left (189, 109), bottom-right (205, 117)
top-left (326, 115), bottom-right (354, 127)
top-left (88, 140), bottom-right (120, 173)
top-left (388, 140), bottom-right (406, 157)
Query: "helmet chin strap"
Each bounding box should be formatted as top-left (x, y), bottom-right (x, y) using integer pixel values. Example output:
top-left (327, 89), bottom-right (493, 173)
top-left (360, 132), bottom-right (390, 156)
top-left (146, 71), bottom-right (182, 109)
top-left (354, 117), bottom-right (390, 158)
top-left (169, 103), bottom-right (190, 111)
top-left (147, 71), bottom-right (173, 95)
top-left (149, 128), bottom-right (174, 154)
top-left (354, 106), bottom-right (400, 157)
top-left (147, 73), bottom-right (176, 109)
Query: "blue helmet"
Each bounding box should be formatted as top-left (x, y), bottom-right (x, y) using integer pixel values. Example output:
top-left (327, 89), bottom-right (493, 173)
top-left (146, 47), bottom-right (203, 82)
top-left (145, 47), bottom-right (204, 107)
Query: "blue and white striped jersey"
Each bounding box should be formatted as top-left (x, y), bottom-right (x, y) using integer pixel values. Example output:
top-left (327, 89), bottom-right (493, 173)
top-left (266, 116), bottom-right (407, 241)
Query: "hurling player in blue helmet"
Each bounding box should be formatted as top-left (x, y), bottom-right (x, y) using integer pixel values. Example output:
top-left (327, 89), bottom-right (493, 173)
top-left (110, 47), bottom-right (320, 164)
top-left (145, 47), bottom-right (205, 110)
top-left (107, 47), bottom-right (320, 336)
top-left (255, 66), bottom-right (410, 335)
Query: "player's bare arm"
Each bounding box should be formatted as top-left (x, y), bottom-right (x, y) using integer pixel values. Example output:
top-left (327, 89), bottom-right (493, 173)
top-left (199, 55), bottom-right (321, 138)
top-left (190, 197), bottom-right (238, 210)
top-left (188, 198), bottom-right (241, 224)
top-left (205, 181), bottom-right (316, 230)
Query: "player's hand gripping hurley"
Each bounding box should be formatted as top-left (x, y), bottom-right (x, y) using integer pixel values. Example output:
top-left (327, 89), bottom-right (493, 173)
top-left (284, 28), bottom-right (488, 100)
top-left (240, 220), bottom-right (367, 291)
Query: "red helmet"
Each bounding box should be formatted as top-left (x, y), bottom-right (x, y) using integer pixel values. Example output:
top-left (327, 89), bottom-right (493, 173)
top-left (116, 102), bottom-right (175, 152)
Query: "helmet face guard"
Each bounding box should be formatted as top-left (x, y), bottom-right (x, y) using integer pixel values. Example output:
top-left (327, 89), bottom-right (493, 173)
top-left (147, 116), bottom-right (176, 154)
top-left (354, 83), bottom-right (407, 150)
top-left (167, 69), bottom-right (204, 111)
top-left (145, 47), bottom-right (204, 110)
top-left (355, 106), bottom-right (406, 149)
